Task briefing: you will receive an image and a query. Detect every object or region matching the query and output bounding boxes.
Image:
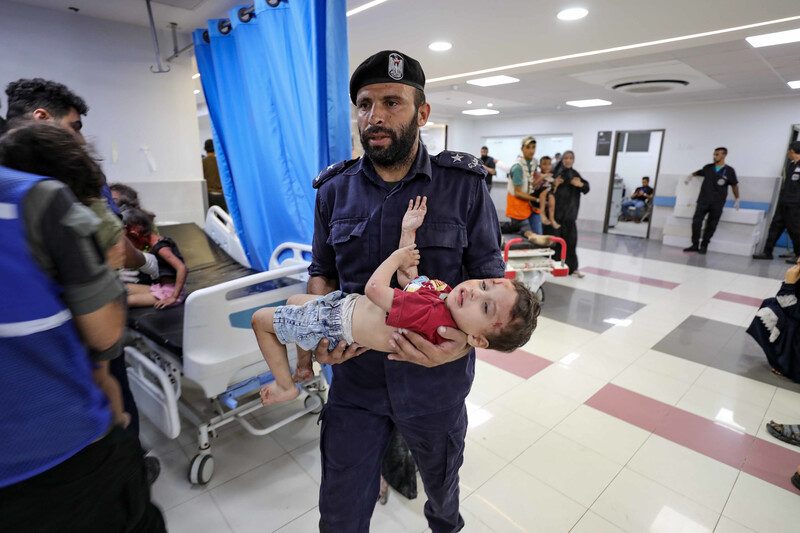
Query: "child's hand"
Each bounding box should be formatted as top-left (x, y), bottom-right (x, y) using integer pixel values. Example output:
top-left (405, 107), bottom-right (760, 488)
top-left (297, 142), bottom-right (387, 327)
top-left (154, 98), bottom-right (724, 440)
top-left (786, 264), bottom-right (800, 284)
top-left (393, 244), bottom-right (420, 270)
top-left (154, 296), bottom-right (178, 309)
top-left (402, 196), bottom-right (427, 233)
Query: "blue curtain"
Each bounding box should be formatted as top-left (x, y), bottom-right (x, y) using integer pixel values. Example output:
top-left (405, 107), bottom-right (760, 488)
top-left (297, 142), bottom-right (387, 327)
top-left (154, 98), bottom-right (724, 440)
top-left (193, 0), bottom-right (350, 270)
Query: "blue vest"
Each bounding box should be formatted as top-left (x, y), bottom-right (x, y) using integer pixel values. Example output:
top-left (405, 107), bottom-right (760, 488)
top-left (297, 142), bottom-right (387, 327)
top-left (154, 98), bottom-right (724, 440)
top-left (0, 166), bottom-right (111, 489)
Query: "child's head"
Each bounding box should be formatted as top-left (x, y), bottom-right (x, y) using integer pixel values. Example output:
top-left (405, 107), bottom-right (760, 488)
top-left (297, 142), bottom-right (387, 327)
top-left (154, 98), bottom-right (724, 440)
top-left (0, 121), bottom-right (102, 203)
top-left (445, 278), bottom-right (540, 352)
top-left (539, 156), bottom-right (552, 174)
top-left (110, 182), bottom-right (140, 210)
top-left (122, 207), bottom-right (155, 250)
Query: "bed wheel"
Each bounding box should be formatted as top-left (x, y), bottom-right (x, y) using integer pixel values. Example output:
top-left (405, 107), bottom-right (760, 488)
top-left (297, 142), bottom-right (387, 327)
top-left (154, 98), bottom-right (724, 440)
top-left (189, 454), bottom-right (214, 485)
top-left (537, 286), bottom-right (545, 303)
top-left (305, 393), bottom-right (323, 414)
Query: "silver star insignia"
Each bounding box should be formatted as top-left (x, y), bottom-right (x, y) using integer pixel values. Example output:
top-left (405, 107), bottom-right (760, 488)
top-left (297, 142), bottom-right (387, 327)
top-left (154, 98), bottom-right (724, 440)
top-left (468, 158), bottom-right (480, 168)
top-left (451, 153), bottom-right (463, 162)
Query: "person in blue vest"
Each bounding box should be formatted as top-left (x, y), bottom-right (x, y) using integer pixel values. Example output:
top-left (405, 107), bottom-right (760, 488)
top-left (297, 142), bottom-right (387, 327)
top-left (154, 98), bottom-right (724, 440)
top-left (0, 146), bottom-right (165, 529)
top-left (683, 147), bottom-right (740, 254)
top-left (306, 50), bottom-right (505, 532)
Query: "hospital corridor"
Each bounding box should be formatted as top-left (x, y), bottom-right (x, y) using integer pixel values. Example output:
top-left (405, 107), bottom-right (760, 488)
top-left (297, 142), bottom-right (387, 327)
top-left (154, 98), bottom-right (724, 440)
top-left (2, 0), bottom-right (800, 532)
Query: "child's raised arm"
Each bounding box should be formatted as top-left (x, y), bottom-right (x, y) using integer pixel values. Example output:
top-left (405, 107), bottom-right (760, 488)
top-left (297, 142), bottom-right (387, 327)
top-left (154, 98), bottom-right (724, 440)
top-left (365, 244), bottom-right (420, 313)
top-left (398, 196), bottom-right (427, 287)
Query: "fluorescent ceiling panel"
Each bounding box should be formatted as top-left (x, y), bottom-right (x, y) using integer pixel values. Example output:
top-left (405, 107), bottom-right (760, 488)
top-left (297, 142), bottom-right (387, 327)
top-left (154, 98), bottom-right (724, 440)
top-left (347, 0), bottom-right (389, 17)
top-left (466, 75), bottom-right (519, 87)
top-left (789, 80), bottom-right (800, 89)
top-left (565, 99), bottom-right (612, 107)
top-left (746, 27), bottom-right (800, 47)
top-left (462, 109), bottom-right (500, 116)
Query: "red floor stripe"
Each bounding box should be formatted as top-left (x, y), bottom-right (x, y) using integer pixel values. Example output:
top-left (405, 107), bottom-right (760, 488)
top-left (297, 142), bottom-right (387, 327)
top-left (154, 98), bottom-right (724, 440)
top-left (713, 291), bottom-right (764, 307)
top-left (476, 348), bottom-right (552, 379)
top-left (580, 266), bottom-right (680, 289)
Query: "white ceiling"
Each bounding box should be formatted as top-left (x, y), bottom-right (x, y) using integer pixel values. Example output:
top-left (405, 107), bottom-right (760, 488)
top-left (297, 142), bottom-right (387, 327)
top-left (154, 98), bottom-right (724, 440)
top-left (9, 0), bottom-right (800, 118)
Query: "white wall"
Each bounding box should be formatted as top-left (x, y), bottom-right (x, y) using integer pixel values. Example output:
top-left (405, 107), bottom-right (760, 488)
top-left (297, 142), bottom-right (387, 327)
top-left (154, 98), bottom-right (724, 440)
top-left (446, 96), bottom-right (800, 231)
top-left (0, 0), bottom-right (205, 225)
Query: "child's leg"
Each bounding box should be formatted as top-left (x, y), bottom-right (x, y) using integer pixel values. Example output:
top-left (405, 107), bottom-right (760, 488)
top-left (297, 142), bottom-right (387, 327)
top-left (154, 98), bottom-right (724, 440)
top-left (126, 283), bottom-right (158, 307)
top-left (539, 191), bottom-right (551, 224)
top-left (251, 307), bottom-right (300, 406)
top-left (286, 294), bottom-right (321, 383)
top-left (548, 195), bottom-right (560, 229)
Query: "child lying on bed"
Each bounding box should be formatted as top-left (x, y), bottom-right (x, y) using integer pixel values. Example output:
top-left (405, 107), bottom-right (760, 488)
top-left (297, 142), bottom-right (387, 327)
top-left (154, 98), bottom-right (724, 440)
top-left (251, 196), bottom-right (541, 406)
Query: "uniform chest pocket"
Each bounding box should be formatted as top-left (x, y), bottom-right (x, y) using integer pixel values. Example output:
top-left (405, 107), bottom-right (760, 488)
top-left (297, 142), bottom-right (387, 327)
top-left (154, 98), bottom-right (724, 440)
top-left (415, 223), bottom-right (467, 279)
top-left (328, 217), bottom-right (370, 276)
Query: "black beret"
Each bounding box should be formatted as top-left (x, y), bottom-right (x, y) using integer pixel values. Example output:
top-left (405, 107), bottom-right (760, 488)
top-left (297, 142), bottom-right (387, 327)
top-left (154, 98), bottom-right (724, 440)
top-left (349, 50), bottom-right (425, 105)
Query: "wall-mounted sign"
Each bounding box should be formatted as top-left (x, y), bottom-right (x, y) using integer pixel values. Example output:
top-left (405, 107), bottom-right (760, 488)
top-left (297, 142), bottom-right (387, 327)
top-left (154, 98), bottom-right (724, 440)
top-left (596, 130), bottom-right (612, 156)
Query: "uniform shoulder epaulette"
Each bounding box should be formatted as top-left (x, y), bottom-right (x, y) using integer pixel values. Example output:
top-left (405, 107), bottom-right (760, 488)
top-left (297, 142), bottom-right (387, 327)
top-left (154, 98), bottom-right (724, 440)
top-left (432, 151), bottom-right (487, 176)
top-left (312, 158), bottom-right (360, 189)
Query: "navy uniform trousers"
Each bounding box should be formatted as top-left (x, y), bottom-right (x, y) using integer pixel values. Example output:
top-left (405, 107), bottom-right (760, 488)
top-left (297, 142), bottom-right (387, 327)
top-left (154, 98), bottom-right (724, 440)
top-left (691, 201), bottom-right (725, 247)
top-left (763, 204), bottom-right (800, 256)
top-left (318, 399), bottom-right (467, 533)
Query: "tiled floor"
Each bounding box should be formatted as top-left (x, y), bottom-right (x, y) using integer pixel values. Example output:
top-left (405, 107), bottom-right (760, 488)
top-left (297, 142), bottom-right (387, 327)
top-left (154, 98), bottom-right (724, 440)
top-left (148, 232), bottom-right (800, 532)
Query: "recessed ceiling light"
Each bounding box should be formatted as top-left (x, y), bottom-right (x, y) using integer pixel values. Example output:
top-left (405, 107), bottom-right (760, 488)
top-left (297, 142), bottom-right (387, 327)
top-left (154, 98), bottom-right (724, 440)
top-left (192, 73), bottom-right (200, 79)
top-left (425, 121), bottom-right (436, 126)
top-left (346, 0), bottom-right (388, 17)
top-left (466, 100), bottom-right (473, 104)
top-left (462, 109), bottom-right (499, 116)
top-left (428, 41), bottom-right (452, 52)
top-left (746, 28), bottom-right (800, 48)
top-left (193, 89), bottom-right (200, 94)
top-left (487, 103), bottom-right (494, 107)
top-left (789, 80), bottom-right (800, 89)
top-left (466, 75), bottom-right (519, 87)
top-left (557, 8), bottom-right (588, 21)
top-left (565, 99), bottom-right (612, 108)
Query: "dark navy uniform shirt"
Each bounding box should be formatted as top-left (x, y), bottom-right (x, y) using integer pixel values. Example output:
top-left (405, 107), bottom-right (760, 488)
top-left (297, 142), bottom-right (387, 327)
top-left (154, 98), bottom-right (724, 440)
top-left (309, 142), bottom-right (505, 418)
top-left (694, 164), bottom-right (737, 205)
top-left (779, 159), bottom-right (800, 206)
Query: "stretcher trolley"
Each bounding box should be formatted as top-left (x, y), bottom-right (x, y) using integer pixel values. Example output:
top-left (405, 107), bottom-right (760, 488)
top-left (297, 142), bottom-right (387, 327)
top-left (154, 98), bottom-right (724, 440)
top-left (503, 236), bottom-right (569, 302)
top-left (124, 208), bottom-right (329, 485)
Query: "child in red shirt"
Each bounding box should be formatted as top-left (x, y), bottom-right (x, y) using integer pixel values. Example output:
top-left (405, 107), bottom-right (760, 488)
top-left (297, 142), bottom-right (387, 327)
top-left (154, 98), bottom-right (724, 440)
top-left (252, 197), bottom-right (540, 405)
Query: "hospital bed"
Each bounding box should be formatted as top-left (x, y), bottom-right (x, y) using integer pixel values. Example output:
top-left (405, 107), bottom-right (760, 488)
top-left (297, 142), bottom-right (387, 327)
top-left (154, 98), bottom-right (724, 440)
top-left (503, 236), bottom-right (569, 302)
top-left (124, 207), bottom-right (329, 485)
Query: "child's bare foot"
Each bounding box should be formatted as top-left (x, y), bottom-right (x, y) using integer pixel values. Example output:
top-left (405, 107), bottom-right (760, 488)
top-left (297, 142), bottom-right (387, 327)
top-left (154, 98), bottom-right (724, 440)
top-left (528, 234), bottom-right (552, 246)
top-left (540, 215), bottom-right (551, 225)
top-left (551, 221), bottom-right (561, 229)
top-left (292, 366), bottom-right (315, 383)
top-left (260, 382), bottom-right (300, 406)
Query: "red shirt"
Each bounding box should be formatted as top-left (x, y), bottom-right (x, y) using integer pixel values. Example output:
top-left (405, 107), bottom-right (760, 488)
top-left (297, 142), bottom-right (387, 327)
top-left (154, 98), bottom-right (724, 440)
top-left (385, 285), bottom-right (457, 344)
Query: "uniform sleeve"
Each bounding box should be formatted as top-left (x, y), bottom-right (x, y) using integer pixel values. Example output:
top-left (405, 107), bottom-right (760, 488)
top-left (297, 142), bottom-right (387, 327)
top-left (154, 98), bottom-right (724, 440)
top-left (24, 181), bottom-right (125, 317)
top-left (308, 192), bottom-right (338, 280)
top-left (464, 177), bottom-right (505, 279)
top-left (510, 164), bottom-right (523, 187)
top-left (728, 167), bottom-right (738, 186)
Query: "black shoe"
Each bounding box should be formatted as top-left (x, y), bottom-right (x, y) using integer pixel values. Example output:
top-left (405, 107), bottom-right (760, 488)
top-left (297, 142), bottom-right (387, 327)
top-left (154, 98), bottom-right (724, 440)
top-left (698, 246), bottom-right (707, 255)
top-left (143, 456), bottom-right (161, 485)
top-left (683, 245), bottom-right (700, 252)
top-left (752, 253), bottom-right (773, 260)
top-left (779, 251), bottom-right (795, 258)
top-left (786, 257), bottom-right (799, 265)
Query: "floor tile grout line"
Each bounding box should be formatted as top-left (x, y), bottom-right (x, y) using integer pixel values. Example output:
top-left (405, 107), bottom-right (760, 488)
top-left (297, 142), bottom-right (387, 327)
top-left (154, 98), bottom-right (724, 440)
top-left (206, 490), bottom-right (237, 533)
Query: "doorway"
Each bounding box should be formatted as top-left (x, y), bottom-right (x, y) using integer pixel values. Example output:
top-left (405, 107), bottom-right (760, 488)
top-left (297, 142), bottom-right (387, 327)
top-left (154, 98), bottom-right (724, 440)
top-left (604, 129), bottom-right (665, 239)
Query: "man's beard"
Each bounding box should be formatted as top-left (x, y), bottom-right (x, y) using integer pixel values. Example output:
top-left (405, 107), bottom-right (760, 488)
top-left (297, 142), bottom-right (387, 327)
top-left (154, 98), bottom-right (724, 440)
top-left (360, 113), bottom-right (418, 168)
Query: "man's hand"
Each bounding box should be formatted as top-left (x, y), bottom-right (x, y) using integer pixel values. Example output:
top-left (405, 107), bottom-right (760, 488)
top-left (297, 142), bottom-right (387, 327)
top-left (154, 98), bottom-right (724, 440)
top-left (786, 263), bottom-right (800, 284)
top-left (313, 339), bottom-right (368, 365)
top-left (401, 196), bottom-right (427, 233)
top-left (734, 198), bottom-right (740, 211)
top-left (684, 175), bottom-right (694, 185)
top-left (387, 326), bottom-right (470, 367)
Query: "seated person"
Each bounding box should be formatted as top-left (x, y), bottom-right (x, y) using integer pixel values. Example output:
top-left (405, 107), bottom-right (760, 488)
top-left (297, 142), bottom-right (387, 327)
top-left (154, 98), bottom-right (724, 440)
top-left (747, 258), bottom-right (800, 381)
top-left (123, 208), bottom-right (188, 309)
top-left (535, 156), bottom-right (559, 229)
top-left (252, 196), bottom-right (541, 405)
top-left (620, 177), bottom-right (654, 221)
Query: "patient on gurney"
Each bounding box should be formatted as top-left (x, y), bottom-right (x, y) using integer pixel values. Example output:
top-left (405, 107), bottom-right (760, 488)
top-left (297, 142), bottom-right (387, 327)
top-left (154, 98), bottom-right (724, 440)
top-left (122, 207), bottom-right (188, 309)
top-left (251, 196), bottom-right (541, 405)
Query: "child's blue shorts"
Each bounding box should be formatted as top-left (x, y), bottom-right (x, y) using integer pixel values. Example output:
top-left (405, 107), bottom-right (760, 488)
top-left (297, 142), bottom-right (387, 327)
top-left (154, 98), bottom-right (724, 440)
top-left (272, 290), bottom-right (356, 351)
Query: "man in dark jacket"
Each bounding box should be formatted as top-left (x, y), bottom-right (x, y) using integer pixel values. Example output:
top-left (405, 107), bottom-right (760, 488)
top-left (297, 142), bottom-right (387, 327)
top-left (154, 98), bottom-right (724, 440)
top-left (753, 141), bottom-right (800, 263)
